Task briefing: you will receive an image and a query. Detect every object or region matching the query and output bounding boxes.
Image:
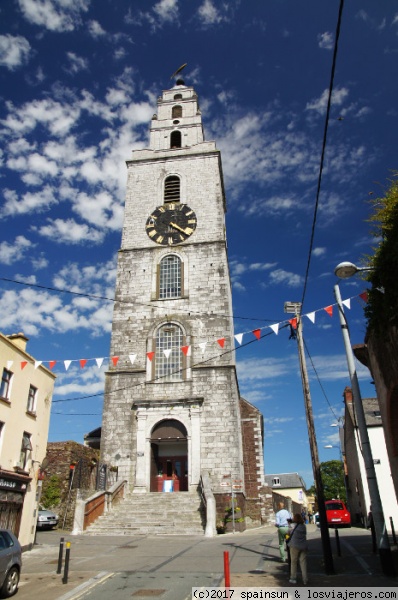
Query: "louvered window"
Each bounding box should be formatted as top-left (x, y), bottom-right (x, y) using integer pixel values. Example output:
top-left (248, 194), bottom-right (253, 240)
top-left (155, 324), bottom-right (183, 382)
top-left (159, 255), bottom-right (181, 299)
top-left (170, 131), bottom-right (181, 148)
top-left (172, 105), bottom-right (182, 118)
top-left (164, 175), bottom-right (180, 203)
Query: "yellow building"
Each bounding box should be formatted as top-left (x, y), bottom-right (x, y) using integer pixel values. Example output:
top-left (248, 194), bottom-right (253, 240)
top-left (0, 332), bottom-right (56, 550)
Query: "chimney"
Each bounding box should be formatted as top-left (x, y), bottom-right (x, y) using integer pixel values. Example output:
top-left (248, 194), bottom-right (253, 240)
top-left (7, 332), bottom-right (29, 352)
top-left (343, 386), bottom-right (353, 405)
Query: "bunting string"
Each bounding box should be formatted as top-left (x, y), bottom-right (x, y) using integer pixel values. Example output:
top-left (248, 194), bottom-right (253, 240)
top-left (5, 292), bottom-right (367, 371)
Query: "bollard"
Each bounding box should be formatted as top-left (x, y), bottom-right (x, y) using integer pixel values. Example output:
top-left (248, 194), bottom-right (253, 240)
top-left (390, 517), bottom-right (397, 545)
top-left (57, 537), bottom-right (64, 575)
top-left (223, 550), bottom-right (230, 587)
top-left (62, 541), bottom-right (71, 584)
top-left (334, 527), bottom-right (341, 557)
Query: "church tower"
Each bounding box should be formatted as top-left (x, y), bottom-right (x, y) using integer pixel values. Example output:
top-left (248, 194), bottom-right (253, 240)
top-left (101, 76), bottom-right (264, 527)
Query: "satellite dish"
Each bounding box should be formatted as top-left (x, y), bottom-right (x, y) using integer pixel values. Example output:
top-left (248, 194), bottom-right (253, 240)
top-left (170, 63), bottom-right (187, 80)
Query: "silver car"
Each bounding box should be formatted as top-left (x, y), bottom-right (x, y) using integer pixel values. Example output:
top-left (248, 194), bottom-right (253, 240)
top-left (0, 530), bottom-right (22, 598)
top-left (37, 508), bottom-right (59, 530)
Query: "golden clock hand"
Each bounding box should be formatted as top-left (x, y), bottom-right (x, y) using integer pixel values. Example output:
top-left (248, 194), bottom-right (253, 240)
top-left (170, 221), bottom-right (188, 234)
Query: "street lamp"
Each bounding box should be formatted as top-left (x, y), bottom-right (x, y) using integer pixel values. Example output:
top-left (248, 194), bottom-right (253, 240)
top-left (334, 268), bottom-right (394, 576)
top-left (334, 261), bottom-right (373, 279)
top-left (284, 301), bottom-right (334, 575)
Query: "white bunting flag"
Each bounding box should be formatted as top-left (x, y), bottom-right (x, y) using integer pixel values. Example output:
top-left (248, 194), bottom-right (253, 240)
top-left (234, 333), bottom-right (244, 345)
top-left (129, 354), bottom-right (137, 365)
top-left (270, 324), bottom-right (279, 335)
top-left (6, 361), bottom-right (13, 370)
top-left (305, 312), bottom-right (316, 324)
top-left (342, 298), bottom-right (351, 309)
top-left (164, 349), bottom-right (172, 359)
top-left (64, 360), bottom-right (72, 371)
top-left (199, 342), bottom-right (207, 354)
top-left (34, 361), bottom-right (42, 369)
top-left (95, 358), bottom-right (104, 368)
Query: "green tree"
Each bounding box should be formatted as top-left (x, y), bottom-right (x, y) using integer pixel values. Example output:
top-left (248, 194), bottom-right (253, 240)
top-left (307, 460), bottom-right (346, 503)
top-left (40, 474), bottom-right (61, 508)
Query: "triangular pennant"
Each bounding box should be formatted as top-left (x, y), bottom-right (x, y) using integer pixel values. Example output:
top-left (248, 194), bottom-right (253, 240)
top-left (181, 345), bottom-right (191, 356)
top-left (64, 360), bottom-right (72, 371)
top-left (305, 312), bottom-right (316, 324)
top-left (289, 318), bottom-right (297, 329)
top-left (111, 356), bottom-right (119, 366)
top-left (79, 359), bottom-right (87, 368)
top-left (324, 305), bottom-right (333, 317)
top-left (342, 298), bottom-right (351, 309)
top-left (34, 361), bottom-right (42, 369)
top-left (146, 352), bottom-right (155, 362)
top-left (252, 329), bottom-right (261, 340)
top-left (21, 361), bottom-right (28, 370)
top-left (359, 291), bottom-right (369, 303)
top-left (128, 354), bottom-right (137, 365)
top-left (6, 361), bottom-right (13, 370)
top-left (95, 358), bottom-right (104, 368)
top-left (217, 338), bottom-right (225, 348)
top-left (270, 324), bottom-right (279, 335)
top-left (164, 349), bottom-right (172, 359)
top-left (199, 342), bottom-right (207, 354)
top-left (234, 333), bottom-right (244, 345)
top-left (49, 361), bottom-right (57, 370)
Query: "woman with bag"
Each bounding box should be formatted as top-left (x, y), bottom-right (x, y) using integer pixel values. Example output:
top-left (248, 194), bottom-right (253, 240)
top-left (287, 513), bottom-right (308, 585)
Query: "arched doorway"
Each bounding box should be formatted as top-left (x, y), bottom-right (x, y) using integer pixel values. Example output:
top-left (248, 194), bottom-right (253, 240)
top-left (150, 419), bottom-right (188, 492)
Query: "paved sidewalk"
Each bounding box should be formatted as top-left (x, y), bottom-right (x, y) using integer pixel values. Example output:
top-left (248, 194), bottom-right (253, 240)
top-left (16, 525), bottom-right (398, 600)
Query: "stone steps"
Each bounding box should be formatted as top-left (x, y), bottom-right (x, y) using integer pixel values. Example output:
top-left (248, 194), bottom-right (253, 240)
top-left (85, 491), bottom-right (206, 536)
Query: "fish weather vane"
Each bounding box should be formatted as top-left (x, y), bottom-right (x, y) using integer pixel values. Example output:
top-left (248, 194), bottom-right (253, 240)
top-left (170, 63), bottom-right (187, 80)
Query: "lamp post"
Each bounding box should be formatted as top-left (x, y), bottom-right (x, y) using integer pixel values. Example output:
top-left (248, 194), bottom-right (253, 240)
top-left (284, 301), bottom-right (334, 575)
top-left (334, 268), bottom-right (394, 576)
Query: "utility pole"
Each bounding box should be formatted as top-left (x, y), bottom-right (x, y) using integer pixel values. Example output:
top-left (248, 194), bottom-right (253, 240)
top-left (334, 283), bottom-right (395, 576)
top-left (285, 302), bottom-right (334, 575)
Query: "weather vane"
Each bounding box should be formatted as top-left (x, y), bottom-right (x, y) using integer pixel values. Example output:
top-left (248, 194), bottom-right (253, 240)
top-left (170, 63), bottom-right (187, 80)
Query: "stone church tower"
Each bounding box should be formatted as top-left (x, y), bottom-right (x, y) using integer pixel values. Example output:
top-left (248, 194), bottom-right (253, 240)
top-left (101, 76), bottom-right (265, 529)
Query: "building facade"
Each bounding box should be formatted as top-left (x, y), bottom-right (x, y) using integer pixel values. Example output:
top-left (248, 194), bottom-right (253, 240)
top-left (101, 78), bottom-right (264, 525)
top-left (0, 332), bottom-right (56, 549)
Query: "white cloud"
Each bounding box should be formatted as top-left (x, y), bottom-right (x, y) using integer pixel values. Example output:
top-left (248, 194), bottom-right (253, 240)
top-left (17, 0), bottom-right (90, 32)
top-left (0, 236), bottom-right (33, 265)
top-left (0, 34), bottom-right (31, 70)
top-left (318, 32), bottom-right (333, 50)
top-left (88, 20), bottom-right (106, 37)
top-left (2, 186), bottom-right (57, 216)
top-left (128, 0), bottom-right (179, 31)
top-left (66, 52), bottom-right (89, 74)
top-left (312, 247), bottom-right (326, 257)
top-left (269, 268), bottom-right (304, 288)
top-left (197, 0), bottom-right (223, 26)
top-left (306, 87), bottom-right (349, 115)
top-left (34, 218), bottom-right (105, 244)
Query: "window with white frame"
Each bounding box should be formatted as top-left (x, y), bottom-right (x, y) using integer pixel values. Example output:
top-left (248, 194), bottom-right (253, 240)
top-left (273, 477), bottom-right (281, 486)
top-left (158, 255), bottom-right (182, 299)
top-left (19, 432), bottom-right (32, 470)
top-left (155, 324), bottom-right (184, 382)
top-left (0, 368), bottom-right (12, 400)
top-left (27, 385), bottom-right (37, 414)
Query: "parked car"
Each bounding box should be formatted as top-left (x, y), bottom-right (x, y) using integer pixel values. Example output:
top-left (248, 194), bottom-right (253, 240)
top-left (0, 529), bottom-right (22, 598)
top-left (37, 508), bottom-right (59, 530)
top-left (325, 500), bottom-right (351, 527)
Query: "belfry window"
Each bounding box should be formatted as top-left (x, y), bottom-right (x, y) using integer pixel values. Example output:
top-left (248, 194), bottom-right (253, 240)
top-left (164, 175), bottom-right (180, 203)
top-left (172, 105), bottom-right (182, 118)
top-left (155, 324), bottom-right (184, 382)
top-left (170, 131), bottom-right (181, 148)
top-left (159, 255), bottom-right (182, 299)
top-left (174, 94), bottom-right (182, 101)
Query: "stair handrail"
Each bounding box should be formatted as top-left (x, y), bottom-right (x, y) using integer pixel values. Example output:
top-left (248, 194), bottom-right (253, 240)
top-left (200, 471), bottom-right (216, 537)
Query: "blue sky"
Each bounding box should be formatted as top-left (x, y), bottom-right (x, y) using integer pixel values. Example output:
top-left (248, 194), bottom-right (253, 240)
top-left (0, 0), bottom-right (397, 487)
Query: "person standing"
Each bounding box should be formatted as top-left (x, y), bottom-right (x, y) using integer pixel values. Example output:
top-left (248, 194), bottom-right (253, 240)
top-left (288, 513), bottom-right (308, 585)
top-left (275, 502), bottom-right (291, 562)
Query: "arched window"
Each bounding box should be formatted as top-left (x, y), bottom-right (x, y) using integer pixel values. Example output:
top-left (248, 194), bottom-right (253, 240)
top-left (159, 255), bottom-right (182, 299)
top-left (170, 131), bottom-right (181, 148)
top-left (174, 94), bottom-right (183, 101)
top-left (155, 323), bottom-right (184, 382)
top-left (164, 175), bottom-right (180, 203)
top-left (172, 105), bottom-right (182, 118)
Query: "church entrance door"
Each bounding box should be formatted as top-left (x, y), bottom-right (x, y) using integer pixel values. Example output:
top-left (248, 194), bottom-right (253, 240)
top-left (150, 420), bottom-right (188, 492)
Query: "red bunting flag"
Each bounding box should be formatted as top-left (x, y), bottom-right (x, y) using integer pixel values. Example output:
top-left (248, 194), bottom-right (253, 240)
top-left (181, 346), bottom-right (191, 356)
top-left (49, 361), bottom-right (57, 370)
top-left (146, 352), bottom-right (155, 362)
top-left (252, 329), bottom-right (261, 340)
top-left (289, 318), bottom-right (297, 329)
top-left (217, 338), bottom-right (225, 348)
top-left (324, 305), bottom-right (333, 317)
top-left (111, 356), bottom-right (119, 366)
top-left (359, 291), bottom-right (369, 303)
top-left (21, 361), bottom-right (28, 370)
top-left (79, 359), bottom-right (87, 368)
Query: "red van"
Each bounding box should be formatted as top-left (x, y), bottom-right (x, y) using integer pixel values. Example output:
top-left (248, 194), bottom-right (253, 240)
top-left (325, 500), bottom-right (351, 527)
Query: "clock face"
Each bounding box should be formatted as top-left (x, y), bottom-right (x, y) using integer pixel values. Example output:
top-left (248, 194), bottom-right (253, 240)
top-left (146, 203), bottom-right (197, 245)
